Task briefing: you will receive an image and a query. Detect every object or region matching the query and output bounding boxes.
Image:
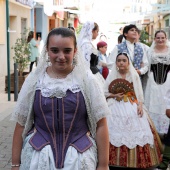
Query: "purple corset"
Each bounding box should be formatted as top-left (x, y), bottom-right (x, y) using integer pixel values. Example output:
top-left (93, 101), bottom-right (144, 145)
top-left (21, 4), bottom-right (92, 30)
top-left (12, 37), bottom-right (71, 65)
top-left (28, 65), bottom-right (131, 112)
top-left (28, 90), bottom-right (92, 168)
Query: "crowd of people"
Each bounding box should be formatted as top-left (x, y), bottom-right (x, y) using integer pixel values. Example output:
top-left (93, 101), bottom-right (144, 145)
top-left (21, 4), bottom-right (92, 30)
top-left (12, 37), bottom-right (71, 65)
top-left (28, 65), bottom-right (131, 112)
top-left (10, 21), bottom-right (170, 170)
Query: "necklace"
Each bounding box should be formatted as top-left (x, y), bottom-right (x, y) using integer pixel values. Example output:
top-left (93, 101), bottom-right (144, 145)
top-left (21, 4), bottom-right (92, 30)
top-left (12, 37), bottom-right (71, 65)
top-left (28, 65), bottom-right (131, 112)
top-left (50, 66), bottom-right (73, 79)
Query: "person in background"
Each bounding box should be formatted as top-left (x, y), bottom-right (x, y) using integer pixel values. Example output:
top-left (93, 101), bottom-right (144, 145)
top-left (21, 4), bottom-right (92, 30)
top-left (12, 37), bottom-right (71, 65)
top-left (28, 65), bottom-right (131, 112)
top-left (105, 52), bottom-right (162, 169)
top-left (27, 31), bottom-right (39, 72)
top-left (109, 24), bottom-right (149, 78)
top-left (68, 26), bottom-right (75, 33)
top-left (119, 27), bottom-right (124, 35)
top-left (117, 34), bottom-right (124, 44)
top-left (77, 21), bottom-right (105, 87)
top-left (144, 30), bottom-right (170, 137)
top-left (136, 29), bottom-right (149, 55)
top-left (157, 89), bottom-right (170, 170)
top-left (99, 33), bottom-right (108, 43)
top-left (118, 27), bottom-right (125, 43)
top-left (97, 41), bottom-right (109, 79)
top-left (11, 27), bottom-right (110, 170)
top-left (135, 29), bottom-right (150, 92)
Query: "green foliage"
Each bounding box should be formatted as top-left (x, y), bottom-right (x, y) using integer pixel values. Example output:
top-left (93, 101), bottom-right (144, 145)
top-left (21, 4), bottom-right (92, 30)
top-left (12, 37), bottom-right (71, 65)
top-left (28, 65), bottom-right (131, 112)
top-left (76, 24), bottom-right (83, 35)
top-left (139, 30), bottom-right (151, 46)
top-left (11, 28), bottom-right (31, 76)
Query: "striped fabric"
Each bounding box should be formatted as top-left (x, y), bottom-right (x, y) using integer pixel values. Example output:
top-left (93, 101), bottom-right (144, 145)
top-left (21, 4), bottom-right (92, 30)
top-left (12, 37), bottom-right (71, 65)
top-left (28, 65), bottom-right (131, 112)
top-left (109, 116), bottom-right (163, 168)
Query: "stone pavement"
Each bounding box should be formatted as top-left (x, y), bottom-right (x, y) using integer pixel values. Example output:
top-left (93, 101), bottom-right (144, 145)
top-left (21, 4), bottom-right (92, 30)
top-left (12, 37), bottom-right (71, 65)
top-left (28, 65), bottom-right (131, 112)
top-left (0, 76), bottom-right (16, 170)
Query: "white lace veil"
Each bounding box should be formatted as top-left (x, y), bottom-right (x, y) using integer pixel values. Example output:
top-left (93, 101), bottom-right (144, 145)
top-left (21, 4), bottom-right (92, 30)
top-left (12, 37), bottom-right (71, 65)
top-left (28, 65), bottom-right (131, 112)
top-left (77, 21), bottom-right (99, 66)
top-left (104, 52), bottom-right (144, 102)
top-left (77, 21), bottom-right (94, 47)
top-left (11, 27), bottom-right (110, 138)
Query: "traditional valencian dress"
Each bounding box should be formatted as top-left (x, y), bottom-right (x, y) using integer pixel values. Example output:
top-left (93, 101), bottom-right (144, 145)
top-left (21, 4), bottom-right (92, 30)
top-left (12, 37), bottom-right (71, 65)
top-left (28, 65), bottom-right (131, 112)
top-left (144, 47), bottom-right (170, 134)
top-left (105, 56), bottom-right (162, 168)
top-left (77, 21), bottom-right (105, 87)
top-left (11, 64), bottom-right (110, 170)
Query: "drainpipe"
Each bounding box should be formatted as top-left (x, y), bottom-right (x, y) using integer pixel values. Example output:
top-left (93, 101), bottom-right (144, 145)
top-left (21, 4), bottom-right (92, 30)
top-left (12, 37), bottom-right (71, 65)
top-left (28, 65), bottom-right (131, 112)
top-left (6, 0), bottom-right (11, 101)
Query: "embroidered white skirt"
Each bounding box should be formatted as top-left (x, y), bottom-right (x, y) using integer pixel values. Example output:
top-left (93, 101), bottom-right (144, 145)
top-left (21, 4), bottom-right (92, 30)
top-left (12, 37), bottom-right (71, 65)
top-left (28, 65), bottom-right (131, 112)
top-left (20, 134), bottom-right (98, 170)
top-left (107, 98), bottom-right (154, 149)
top-left (144, 72), bottom-right (170, 134)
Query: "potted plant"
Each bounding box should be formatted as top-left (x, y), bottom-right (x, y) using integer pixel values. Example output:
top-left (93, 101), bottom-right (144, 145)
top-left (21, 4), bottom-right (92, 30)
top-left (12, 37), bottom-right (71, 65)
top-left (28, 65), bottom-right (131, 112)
top-left (12, 28), bottom-right (31, 76)
top-left (5, 29), bottom-right (31, 92)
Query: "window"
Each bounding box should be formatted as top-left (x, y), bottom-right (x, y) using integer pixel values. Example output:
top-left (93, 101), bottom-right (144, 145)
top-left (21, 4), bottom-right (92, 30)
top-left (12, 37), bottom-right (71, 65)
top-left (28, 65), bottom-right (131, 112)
top-left (165, 19), bottom-right (169, 27)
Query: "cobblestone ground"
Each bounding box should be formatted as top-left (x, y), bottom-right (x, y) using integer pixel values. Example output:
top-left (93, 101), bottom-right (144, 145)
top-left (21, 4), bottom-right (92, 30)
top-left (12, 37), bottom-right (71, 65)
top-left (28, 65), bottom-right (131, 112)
top-left (0, 114), bottom-right (15, 170)
top-left (0, 75), bottom-right (15, 170)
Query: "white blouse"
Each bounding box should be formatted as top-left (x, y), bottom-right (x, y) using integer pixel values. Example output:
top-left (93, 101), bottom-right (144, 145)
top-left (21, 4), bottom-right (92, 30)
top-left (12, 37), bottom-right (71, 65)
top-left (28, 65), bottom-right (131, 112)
top-left (36, 69), bottom-right (81, 98)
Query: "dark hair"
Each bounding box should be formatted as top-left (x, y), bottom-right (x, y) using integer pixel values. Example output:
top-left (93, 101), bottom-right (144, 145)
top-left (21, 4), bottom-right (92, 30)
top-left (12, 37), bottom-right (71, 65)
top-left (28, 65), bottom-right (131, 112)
top-left (46, 27), bottom-right (77, 49)
top-left (136, 29), bottom-right (140, 35)
top-left (119, 27), bottom-right (123, 31)
top-left (27, 31), bottom-right (34, 43)
top-left (118, 34), bottom-right (124, 44)
top-left (123, 24), bottom-right (137, 39)
top-left (92, 22), bottom-right (99, 31)
top-left (154, 30), bottom-right (167, 38)
top-left (100, 34), bottom-right (107, 40)
top-left (68, 26), bottom-right (75, 32)
top-left (116, 52), bottom-right (129, 61)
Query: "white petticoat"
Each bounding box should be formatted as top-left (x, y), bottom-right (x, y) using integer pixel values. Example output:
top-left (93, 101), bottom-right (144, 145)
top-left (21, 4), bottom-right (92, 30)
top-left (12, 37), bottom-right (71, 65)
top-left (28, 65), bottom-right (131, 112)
top-left (107, 98), bottom-right (154, 149)
top-left (144, 72), bottom-right (170, 134)
top-left (20, 134), bottom-right (97, 170)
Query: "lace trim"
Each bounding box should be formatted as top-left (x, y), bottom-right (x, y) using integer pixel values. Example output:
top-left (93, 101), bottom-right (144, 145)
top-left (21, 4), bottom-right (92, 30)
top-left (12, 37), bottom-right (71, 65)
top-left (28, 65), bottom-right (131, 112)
top-left (151, 47), bottom-right (170, 64)
top-left (11, 67), bottom-right (110, 139)
top-left (36, 69), bottom-right (81, 98)
top-left (109, 135), bottom-right (153, 149)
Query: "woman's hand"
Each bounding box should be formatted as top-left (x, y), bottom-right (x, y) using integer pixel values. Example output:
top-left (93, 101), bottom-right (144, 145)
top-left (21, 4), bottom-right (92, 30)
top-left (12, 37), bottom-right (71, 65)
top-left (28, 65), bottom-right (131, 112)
top-left (137, 102), bottom-right (143, 117)
top-left (98, 61), bottom-right (107, 67)
top-left (96, 165), bottom-right (109, 170)
top-left (101, 63), bottom-right (107, 67)
top-left (107, 93), bottom-right (124, 100)
top-left (166, 109), bottom-right (170, 118)
top-left (114, 93), bottom-right (124, 99)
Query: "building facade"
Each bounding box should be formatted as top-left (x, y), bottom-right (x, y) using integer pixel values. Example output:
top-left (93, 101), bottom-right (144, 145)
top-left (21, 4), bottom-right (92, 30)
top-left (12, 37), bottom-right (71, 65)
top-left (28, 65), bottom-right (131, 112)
top-left (0, 0), bottom-right (32, 80)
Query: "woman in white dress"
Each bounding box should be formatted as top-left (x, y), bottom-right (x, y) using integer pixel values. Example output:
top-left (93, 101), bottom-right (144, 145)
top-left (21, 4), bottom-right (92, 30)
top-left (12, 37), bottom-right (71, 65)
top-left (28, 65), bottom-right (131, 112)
top-left (105, 52), bottom-right (162, 168)
top-left (144, 30), bottom-right (170, 135)
top-left (77, 21), bottom-right (105, 85)
top-left (11, 27), bottom-right (110, 170)
top-left (157, 89), bottom-right (170, 170)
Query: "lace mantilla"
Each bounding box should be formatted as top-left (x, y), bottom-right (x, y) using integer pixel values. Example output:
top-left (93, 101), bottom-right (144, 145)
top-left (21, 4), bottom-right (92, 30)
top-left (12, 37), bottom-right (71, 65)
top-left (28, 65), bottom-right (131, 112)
top-left (150, 47), bottom-right (170, 65)
top-left (36, 69), bottom-right (80, 98)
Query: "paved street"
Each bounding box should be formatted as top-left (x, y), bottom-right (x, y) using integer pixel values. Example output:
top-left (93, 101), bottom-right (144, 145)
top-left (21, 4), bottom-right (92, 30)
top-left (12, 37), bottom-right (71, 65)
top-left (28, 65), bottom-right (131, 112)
top-left (0, 76), bottom-right (16, 170)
